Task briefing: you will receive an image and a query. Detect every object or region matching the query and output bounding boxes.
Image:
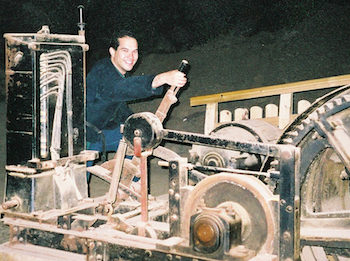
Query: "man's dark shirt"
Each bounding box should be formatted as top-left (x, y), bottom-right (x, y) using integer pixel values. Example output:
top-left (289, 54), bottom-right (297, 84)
top-left (86, 58), bottom-right (163, 143)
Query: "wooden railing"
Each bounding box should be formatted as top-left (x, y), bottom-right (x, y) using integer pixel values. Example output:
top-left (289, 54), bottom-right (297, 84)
top-left (190, 74), bottom-right (350, 134)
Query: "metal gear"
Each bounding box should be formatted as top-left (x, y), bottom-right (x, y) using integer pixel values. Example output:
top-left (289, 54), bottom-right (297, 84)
top-left (266, 85), bottom-right (350, 259)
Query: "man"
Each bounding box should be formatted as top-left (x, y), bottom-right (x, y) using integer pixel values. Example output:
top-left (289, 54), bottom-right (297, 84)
top-left (86, 30), bottom-right (187, 162)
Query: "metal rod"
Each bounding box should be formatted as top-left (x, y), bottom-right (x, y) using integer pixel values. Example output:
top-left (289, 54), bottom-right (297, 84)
top-left (139, 150), bottom-right (152, 236)
top-left (107, 140), bottom-right (127, 203)
top-left (163, 128), bottom-right (282, 157)
top-left (192, 165), bottom-right (280, 178)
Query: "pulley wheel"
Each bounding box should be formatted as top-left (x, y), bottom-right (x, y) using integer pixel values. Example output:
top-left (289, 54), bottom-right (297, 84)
top-left (123, 112), bottom-right (163, 151)
top-left (182, 173), bottom-right (277, 254)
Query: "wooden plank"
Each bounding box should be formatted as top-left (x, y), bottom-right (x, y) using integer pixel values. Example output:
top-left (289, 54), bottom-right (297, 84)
top-left (279, 93), bottom-right (293, 129)
top-left (265, 104), bottom-right (278, 118)
top-left (234, 108), bottom-right (249, 121)
top-left (219, 109), bottom-right (232, 123)
top-left (250, 106), bottom-right (263, 119)
top-left (190, 74), bottom-right (350, 106)
top-left (204, 102), bottom-right (218, 134)
top-left (298, 100), bottom-right (311, 114)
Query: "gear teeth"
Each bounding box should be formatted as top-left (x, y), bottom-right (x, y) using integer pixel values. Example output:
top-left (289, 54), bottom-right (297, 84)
top-left (342, 94), bottom-right (350, 102)
top-left (302, 118), bottom-right (311, 125)
top-left (282, 137), bottom-right (293, 144)
top-left (296, 124), bottom-right (304, 131)
top-left (286, 131), bottom-right (298, 137)
top-left (333, 98), bottom-right (342, 106)
top-left (324, 102), bottom-right (334, 111)
top-left (316, 106), bottom-right (325, 115)
top-left (308, 111), bottom-right (318, 121)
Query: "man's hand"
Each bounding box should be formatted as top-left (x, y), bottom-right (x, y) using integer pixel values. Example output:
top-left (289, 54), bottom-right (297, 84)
top-left (152, 70), bottom-right (187, 88)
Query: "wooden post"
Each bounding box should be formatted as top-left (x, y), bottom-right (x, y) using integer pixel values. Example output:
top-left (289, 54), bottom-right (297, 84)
top-left (204, 102), bottom-right (218, 134)
top-left (250, 106), bottom-right (263, 119)
top-left (297, 100), bottom-right (311, 114)
top-left (219, 109), bottom-right (232, 123)
top-left (234, 108), bottom-right (249, 121)
top-left (265, 104), bottom-right (278, 118)
top-left (279, 93), bottom-right (293, 129)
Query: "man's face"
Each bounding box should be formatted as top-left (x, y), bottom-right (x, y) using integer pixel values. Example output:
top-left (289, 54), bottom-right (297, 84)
top-left (109, 36), bottom-right (139, 75)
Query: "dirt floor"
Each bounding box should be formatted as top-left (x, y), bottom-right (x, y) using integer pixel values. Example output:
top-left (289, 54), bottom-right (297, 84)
top-left (0, 1), bottom-right (350, 248)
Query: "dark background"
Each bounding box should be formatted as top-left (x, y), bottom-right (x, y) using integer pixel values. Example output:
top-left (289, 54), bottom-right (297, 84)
top-left (1, 0), bottom-right (348, 71)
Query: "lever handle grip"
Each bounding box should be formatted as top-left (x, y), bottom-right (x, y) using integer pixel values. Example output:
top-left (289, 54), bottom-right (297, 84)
top-left (178, 59), bottom-right (190, 74)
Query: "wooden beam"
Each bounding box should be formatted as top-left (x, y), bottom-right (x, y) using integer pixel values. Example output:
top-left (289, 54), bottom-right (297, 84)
top-left (204, 103), bottom-right (218, 134)
top-left (279, 93), bottom-right (293, 129)
top-left (190, 74), bottom-right (350, 106)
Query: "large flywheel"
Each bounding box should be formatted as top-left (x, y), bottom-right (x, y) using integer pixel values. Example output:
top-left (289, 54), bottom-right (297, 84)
top-left (181, 173), bottom-right (278, 259)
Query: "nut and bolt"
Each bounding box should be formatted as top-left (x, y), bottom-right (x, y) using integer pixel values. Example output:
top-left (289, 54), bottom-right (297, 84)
top-left (134, 129), bottom-right (141, 136)
top-left (286, 205), bottom-right (293, 213)
top-left (170, 214), bottom-right (178, 222)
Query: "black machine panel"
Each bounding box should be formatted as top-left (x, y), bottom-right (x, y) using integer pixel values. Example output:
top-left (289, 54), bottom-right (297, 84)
top-left (5, 31), bottom-right (87, 165)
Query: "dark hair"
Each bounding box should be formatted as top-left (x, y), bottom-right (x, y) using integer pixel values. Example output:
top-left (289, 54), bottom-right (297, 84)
top-left (109, 30), bottom-right (137, 49)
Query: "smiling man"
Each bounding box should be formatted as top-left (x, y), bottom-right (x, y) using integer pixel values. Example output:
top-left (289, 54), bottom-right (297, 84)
top-left (86, 30), bottom-right (187, 167)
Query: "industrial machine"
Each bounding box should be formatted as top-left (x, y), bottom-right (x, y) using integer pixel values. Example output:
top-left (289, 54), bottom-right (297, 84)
top-left (1, 13), bottom-right (350, 261)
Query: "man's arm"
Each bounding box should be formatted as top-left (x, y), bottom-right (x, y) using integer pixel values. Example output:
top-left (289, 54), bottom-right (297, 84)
top-left (152, 70), bottom-right (187, 88)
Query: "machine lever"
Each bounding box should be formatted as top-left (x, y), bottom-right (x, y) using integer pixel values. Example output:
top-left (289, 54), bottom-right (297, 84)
top-left (155, 60), bottom-right (190, 122)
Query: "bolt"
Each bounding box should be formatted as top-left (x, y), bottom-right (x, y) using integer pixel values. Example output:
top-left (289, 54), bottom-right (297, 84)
top-left (171, 214), bottom-right (178, 222)
top-left (280, 199), bottom-right (286, 206)
top-left (145, 250), bottom-right (152, 257)
top-left (134, 129), bottom-right (141, 136)
top-left (168, 189), bottom-right (174, 195)
top-left (286, 205), bottom-right (293, 213)
top-left (283, 231), bottom-right (291, 242)
top-left (166, 254), bottom-right (173, 260)
top-left (174, 193), bottom-right (180, 201)
top-left (171, 163), bottom-right (177, 169)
